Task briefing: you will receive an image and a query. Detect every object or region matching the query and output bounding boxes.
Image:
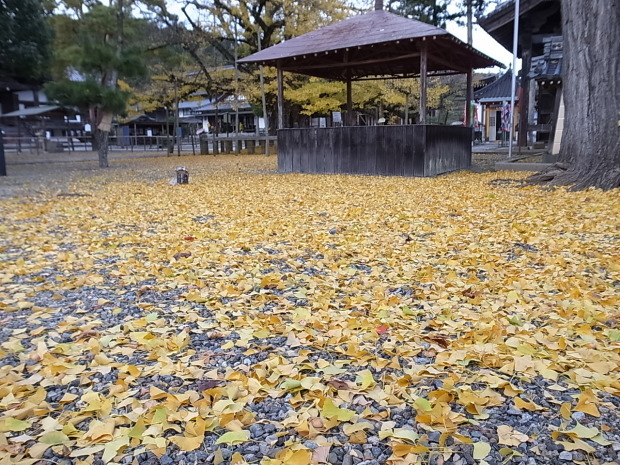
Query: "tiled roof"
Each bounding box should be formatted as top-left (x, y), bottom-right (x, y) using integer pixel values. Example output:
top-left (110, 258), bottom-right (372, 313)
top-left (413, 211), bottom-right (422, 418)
top-left (0, 105), bottom-right (62, 118)
top-left (474, 70), bottom-right (518, 102)
top-left (239, 10), bottom-right (503, 80)
top-left (529, 36), bottom-right (563, 79)
top-left (241, 10), bottom-right (446, 62)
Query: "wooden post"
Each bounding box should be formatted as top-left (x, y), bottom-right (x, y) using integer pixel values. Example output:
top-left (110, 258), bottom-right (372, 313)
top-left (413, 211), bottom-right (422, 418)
top-left (233, 19), bottom-right (240, 155)
top-left (404, 93), bottom-right (409, 125)
top-left (174, 80), bottom-right (180, 156)
top-left (346, 80), bottom-right (352, 126)
top-left (518, 26), bottom-right (532, 147)
top-left (419, 40), bottom-right (428, 124)
top-left (166, 107), bottom-right (171, 156)
top-left (191, 127), bottom-right (196, 156)
top-left (466, 69), bottom-right (473, 127)
top-left (258, 33), bottom-right (269, 156)
top-left (0, 131), bottom-right (6, 176)
top-left (277, 66), bottom-right (284, 130)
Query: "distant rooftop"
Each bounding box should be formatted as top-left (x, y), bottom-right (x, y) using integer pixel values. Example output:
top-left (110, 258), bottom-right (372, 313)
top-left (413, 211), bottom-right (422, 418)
top-left (474, 70), bottom-right (519, 102)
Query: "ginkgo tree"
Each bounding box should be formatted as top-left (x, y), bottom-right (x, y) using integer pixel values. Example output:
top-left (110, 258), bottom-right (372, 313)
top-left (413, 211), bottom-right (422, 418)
top-left (180, 0), bottom-right (452, 126)
top-left (282, 76), bottom-right (449, 123)
top-left (174, 0), bottom-right (353, 128)
top-left (181, 0), bottom-right (352, 59)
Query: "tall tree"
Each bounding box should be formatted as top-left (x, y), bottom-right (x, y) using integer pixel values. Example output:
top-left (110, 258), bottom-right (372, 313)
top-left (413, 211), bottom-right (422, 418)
top-left (0, 0), bottom-right (53, 84)
top-left (175, 0), bottom-right (351, 129)
top-left (528, 0), bottom-right (619, 190)
top-left (387, 0), bottom-right (457, 27)
top-left (45, 2), bottom-right (146, 167)
top-left (182, 0), bottom-right (350, 58)
top-left (386, 0), bottom-right (491, 28)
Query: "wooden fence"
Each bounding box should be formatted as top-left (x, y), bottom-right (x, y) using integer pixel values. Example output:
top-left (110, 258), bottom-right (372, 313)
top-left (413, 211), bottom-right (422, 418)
top-left (277, 125), bottom-right (472, 177)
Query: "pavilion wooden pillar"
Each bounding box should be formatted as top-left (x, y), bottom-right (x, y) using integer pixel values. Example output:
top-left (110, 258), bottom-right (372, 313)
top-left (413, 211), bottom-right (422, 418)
top-left (466, 68), bottom-right (473, 127)
top-left (346, 80), bottom-right (353, 126)
top-left (419, 40), bottom-right (428, 124)
top-left (277, 65), bottom-right (284, 129)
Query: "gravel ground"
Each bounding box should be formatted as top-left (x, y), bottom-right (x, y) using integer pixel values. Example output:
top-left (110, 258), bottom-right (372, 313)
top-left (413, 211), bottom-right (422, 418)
top-left (0, 155), bottom-right (618, 465)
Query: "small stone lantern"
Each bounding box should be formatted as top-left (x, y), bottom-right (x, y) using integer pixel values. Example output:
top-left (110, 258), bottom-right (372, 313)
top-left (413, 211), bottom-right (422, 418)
top-left (176, 167), bottom-right (189, 184)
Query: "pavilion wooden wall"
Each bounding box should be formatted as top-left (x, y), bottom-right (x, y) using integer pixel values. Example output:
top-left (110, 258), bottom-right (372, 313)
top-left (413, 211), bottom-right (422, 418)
top-left (277, 125), bottom-right (471, 177)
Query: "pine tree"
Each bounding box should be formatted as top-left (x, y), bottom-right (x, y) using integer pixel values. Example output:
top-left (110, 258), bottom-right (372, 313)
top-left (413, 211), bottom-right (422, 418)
top-left (0, 0), bottom-right (53, 84)
top-left (45, 2), bottom-right (146, 167)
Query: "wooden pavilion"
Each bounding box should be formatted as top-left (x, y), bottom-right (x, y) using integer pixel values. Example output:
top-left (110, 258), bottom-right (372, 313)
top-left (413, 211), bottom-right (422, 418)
top-left (239, 0), bottom-right (502, 177)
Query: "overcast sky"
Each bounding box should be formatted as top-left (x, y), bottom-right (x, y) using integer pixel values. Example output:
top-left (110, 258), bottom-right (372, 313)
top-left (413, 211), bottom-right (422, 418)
top-left (446, 21), bottom-right (516, 71)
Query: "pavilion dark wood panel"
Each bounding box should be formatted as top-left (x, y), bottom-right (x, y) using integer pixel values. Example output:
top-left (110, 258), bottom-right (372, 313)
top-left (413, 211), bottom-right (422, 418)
top-left (278, 125), bottom-right (472, 177)
top-left (239, 6), bottom-right (502, 178)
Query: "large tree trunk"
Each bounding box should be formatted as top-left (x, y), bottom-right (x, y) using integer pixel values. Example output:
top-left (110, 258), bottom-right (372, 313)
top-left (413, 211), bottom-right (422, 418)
top-left (527, 0), bottom-right (620, 190)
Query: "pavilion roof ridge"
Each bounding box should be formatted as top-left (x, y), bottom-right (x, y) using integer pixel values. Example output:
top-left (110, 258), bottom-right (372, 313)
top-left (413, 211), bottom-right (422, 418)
top-left (239, 9), bottom-right (450, 64)
top-left (240, 9), bottom-right (503, 80)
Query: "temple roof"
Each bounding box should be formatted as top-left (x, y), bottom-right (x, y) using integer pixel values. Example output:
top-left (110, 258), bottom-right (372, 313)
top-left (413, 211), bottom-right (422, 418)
top-left (528, 36), bottom-right (563, 80)
top-left (474, 70), bottom-right (519, 102)
top-left (478, 0), bottom-right (561, 55)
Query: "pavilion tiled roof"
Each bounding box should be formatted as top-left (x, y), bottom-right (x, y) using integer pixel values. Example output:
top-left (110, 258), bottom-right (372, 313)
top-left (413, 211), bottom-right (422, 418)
top-left (239, 10), bottom-right (503, 81)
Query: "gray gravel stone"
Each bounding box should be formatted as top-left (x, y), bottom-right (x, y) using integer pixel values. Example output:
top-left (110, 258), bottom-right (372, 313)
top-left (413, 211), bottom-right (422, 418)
top-left (259, 443), bottom-right (271, 456)
top-left (428, 431), bottom-right (441, 443)
top-left (264, 434), bottom-right (278, 443)
top-left (571, 452), bottom-right (585, 461)
top-left (558, 451), bottom-right (573, 461)
top-left (265, 447), bottom-right (281, 458)
top-left (571, 412), bottom-right (586, 422)
top-left (249, 423), bottom-right (264, 438)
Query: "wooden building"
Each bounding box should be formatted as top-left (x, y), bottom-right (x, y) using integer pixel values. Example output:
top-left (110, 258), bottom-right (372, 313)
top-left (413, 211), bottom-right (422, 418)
top-left (239, 0), bottom-right (501, 177)
top-left (479, 0), bottom-right (563, 152)
top-left (474, 70), bottom-right (519, 142)
top-left (179, 94), bottom-right (256, 134)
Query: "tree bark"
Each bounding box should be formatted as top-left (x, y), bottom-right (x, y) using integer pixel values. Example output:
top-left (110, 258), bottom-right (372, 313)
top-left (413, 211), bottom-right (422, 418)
top-left (528, 0), bottom-right (620, 190)
top-left (95, 128), bottom-right (109, 168)
top-left (93, 0), bottom-right (122, 169)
